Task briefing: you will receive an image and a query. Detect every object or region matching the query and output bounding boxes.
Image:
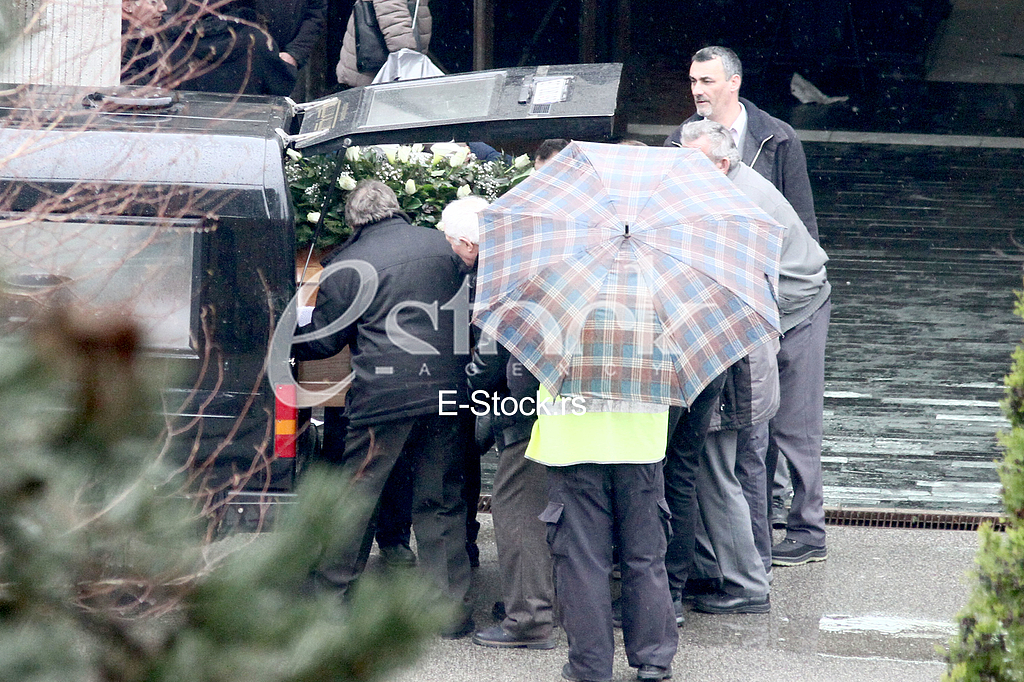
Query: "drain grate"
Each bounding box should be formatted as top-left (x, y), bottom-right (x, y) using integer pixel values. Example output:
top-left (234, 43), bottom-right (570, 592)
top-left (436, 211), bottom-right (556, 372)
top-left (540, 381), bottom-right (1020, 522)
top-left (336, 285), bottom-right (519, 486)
top-left (479, 496), bottom-right (1005, 531)
top-left (825, 507), bottom-right (1005, 532)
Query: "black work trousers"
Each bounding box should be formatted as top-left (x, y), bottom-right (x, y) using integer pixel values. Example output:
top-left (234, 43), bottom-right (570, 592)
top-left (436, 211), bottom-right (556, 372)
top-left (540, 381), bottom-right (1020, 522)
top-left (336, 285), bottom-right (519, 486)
top-left (544, 462), bottom-right (677, 682)
top-left (314, 413), bottom-right (471, 611)
top-left (663, 373), bottom-right (727, 596)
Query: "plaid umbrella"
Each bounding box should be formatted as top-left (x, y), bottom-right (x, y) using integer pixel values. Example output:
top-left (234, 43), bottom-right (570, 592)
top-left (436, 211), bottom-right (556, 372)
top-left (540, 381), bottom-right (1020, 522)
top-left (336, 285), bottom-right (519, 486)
top-left (473, 141), bottom-right (785, 407)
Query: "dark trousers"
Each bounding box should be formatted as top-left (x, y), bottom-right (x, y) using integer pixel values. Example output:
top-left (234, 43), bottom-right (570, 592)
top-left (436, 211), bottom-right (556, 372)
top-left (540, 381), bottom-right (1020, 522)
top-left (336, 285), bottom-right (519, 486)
top-left (663, 373), bottom-right (726, 596)
top-left (492, 437), bottom-right (554, 637)
top-left (460, 412), bottom-right (482, 554)
top-left (324, 406), bottom-right (413, 550)
top-left (767, 299), bottom-right (830, 548)
top-left (736, 421), bottom-right (772, 573)
top-left (324, 407), bottom-right (479, 555)
top-left (544, 463), bottom-right (677, 682)
top-left (375, 454), bottom-right (414, 548)
top-left (314, 413), bottom-right (471, 609)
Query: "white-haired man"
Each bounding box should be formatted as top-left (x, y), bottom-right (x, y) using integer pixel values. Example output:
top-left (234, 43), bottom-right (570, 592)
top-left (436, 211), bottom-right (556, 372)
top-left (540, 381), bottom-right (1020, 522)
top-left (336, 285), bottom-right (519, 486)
top-left (441, 195), bottom-right (558, 651)
top-left (440, 195), bottom-right (488, 267)
top-left (680, 120), bottom-right (831, 581)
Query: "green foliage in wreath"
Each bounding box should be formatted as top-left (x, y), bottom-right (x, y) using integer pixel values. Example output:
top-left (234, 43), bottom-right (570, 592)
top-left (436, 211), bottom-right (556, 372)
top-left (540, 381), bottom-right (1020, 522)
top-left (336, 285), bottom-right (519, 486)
top-left (287, 143), bottom-right (533, 251)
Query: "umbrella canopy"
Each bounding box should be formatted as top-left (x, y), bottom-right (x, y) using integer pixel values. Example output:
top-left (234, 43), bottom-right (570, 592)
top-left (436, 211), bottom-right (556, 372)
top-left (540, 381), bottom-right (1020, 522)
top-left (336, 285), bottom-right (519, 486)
top-left (473, 140), bottom-right (785, 407)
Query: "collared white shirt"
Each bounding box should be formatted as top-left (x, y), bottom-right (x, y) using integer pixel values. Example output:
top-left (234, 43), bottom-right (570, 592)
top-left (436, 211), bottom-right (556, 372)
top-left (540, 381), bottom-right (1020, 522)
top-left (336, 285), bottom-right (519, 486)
top-left (729, 103), bottom-right (748, 159)
top-left (699, 103), bottom-right (748, 158)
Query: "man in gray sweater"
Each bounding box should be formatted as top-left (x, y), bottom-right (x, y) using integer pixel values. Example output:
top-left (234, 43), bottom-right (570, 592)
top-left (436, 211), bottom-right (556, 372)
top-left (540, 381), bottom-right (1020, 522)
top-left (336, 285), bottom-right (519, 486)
top-left (679, 120), bottom-right (832, 575)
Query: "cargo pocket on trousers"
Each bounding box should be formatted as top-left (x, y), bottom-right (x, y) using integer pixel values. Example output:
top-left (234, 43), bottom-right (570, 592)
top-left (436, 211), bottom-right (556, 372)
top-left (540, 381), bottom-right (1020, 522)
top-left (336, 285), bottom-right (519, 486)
top-left (657, 498), bottom-right (673, 542)
top-left (538, 502), bottom-right (564, 554)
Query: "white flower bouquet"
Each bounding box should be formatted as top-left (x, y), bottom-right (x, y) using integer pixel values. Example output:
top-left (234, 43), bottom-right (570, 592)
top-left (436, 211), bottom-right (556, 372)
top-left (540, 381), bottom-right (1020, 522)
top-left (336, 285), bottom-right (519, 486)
top-left (287, 143), bottom-right (532, 250)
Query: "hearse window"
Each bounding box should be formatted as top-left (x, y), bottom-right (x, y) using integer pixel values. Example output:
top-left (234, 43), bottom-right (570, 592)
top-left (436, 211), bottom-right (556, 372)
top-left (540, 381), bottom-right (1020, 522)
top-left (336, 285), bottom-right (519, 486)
top-left (363, 73), bottom-right (501, 127)
top-left (0, 217), bottom-right (196, 350)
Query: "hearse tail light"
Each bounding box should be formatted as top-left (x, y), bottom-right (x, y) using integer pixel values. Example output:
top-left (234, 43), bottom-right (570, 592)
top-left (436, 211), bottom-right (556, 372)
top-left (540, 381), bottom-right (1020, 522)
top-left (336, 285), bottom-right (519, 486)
top-left (274, 384), bottom-right (297, 459)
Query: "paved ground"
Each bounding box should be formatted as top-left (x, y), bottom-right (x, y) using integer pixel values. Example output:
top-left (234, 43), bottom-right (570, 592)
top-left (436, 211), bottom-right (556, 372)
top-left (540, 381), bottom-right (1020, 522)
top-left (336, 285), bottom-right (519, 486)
top-left (389, 517), bottom-right (977, 682)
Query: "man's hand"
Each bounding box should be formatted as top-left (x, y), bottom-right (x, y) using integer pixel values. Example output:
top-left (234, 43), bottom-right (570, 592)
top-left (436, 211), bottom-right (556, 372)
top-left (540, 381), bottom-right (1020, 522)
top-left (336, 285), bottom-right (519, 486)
top-left (280, 52), bottom-right (298, 68)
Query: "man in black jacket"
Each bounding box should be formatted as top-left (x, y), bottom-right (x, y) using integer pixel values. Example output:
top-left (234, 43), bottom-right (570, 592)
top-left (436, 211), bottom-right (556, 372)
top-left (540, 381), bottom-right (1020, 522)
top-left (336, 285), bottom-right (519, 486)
top-left (251, 0), bottom-right (326, 70)
top-left (293, 180), bottom-right (473, 638)
top-left (664, 47), bottom-right (826, 564)
top-left (161, 0), bottom-right (297, 96)
top-left (663, 45), bottom-right (819, 242)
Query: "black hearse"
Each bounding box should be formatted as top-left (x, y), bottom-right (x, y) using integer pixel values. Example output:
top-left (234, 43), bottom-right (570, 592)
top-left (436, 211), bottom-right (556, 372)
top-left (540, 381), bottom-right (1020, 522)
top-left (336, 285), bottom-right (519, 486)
top-left (0, 64), bottom-right (622, 528)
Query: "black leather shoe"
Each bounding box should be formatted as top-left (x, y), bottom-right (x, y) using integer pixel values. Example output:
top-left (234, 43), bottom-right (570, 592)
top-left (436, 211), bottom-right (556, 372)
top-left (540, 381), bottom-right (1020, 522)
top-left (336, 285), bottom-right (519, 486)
top-left (637, 664), bottom-right (673, 680)
top-left (472, 624), bottom-right (556, 649)
top-left (693, 591), bottom-right (770, 614)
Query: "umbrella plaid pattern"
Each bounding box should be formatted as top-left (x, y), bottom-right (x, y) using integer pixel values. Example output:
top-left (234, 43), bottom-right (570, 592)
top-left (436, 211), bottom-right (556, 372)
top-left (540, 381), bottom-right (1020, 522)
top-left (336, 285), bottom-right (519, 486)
top-left (473, 141), bottom-right (784, 407)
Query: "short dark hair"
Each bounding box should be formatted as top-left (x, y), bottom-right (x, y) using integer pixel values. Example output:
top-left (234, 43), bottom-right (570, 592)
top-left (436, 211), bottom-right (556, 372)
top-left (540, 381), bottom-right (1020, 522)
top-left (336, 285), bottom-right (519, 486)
top-left (692, 45), bottom-right (742, 81)
top-left (534, 138), bottom-right (570, 164)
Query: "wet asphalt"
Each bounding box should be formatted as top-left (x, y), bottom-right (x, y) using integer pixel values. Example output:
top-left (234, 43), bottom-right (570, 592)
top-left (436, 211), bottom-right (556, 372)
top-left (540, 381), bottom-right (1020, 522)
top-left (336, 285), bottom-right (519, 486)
top-left (391, 516), bottom-right (977, 682)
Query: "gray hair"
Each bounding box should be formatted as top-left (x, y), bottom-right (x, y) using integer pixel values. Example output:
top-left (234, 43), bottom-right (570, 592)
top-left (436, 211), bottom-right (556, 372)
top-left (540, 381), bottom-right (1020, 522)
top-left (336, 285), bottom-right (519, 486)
top-left (680, 120), bottom-right (741, 168)
top-left (345, 179), bottom-right (401, 228)
top-left (440, 195), bottom-right (489, 244)
top-left (692, 45), bottom-right (742, 81)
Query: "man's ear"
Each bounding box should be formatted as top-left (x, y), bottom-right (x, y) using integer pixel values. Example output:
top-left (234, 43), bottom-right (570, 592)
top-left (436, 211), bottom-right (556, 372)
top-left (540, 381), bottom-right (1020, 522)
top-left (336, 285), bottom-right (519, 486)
top-left (718, 158), bottom-right (731, 174)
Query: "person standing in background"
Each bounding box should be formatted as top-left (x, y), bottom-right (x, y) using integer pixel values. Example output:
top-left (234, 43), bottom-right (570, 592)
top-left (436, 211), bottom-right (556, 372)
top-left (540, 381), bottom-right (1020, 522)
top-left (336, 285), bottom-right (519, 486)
top-left (160, 0), bottom-right (297, 96)
top-left (335, 0), bottom-right (431, 87)
top-left (121, 0), bottom-right (168, 84)
top-left (664, 45), bottom-right (819, 242)
top-left (251, 0), bottom-right (326, 71)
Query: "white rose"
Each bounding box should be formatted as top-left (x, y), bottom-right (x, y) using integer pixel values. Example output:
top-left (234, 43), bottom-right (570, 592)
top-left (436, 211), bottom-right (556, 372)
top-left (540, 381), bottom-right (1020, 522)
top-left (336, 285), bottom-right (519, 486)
top-left (285, 148), bottom-right (302, 161)
top-left (405, 179), bottom-right (417, 195)
top-left (457, 184), bottom-right (472, 198)
top-left (514, 153), bottom-right (531, 168)
top-left (345, 145), bottom-right (361, 162)
top-left (449, 148), bottom-right (470, 167)
top-left (338, 174), bottom-right (357, 190)
top-left (306, 211), bottom-right (321, 223)
top-left (430, 142), bottom-right (461, 159)
top-left (397, 146), bottom-right (412, 163)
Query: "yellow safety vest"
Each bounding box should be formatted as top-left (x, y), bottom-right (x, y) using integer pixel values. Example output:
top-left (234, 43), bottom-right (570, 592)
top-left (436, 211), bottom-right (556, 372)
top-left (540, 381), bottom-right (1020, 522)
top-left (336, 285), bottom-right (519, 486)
top-left (525, 385), bottom-right (669, 466)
